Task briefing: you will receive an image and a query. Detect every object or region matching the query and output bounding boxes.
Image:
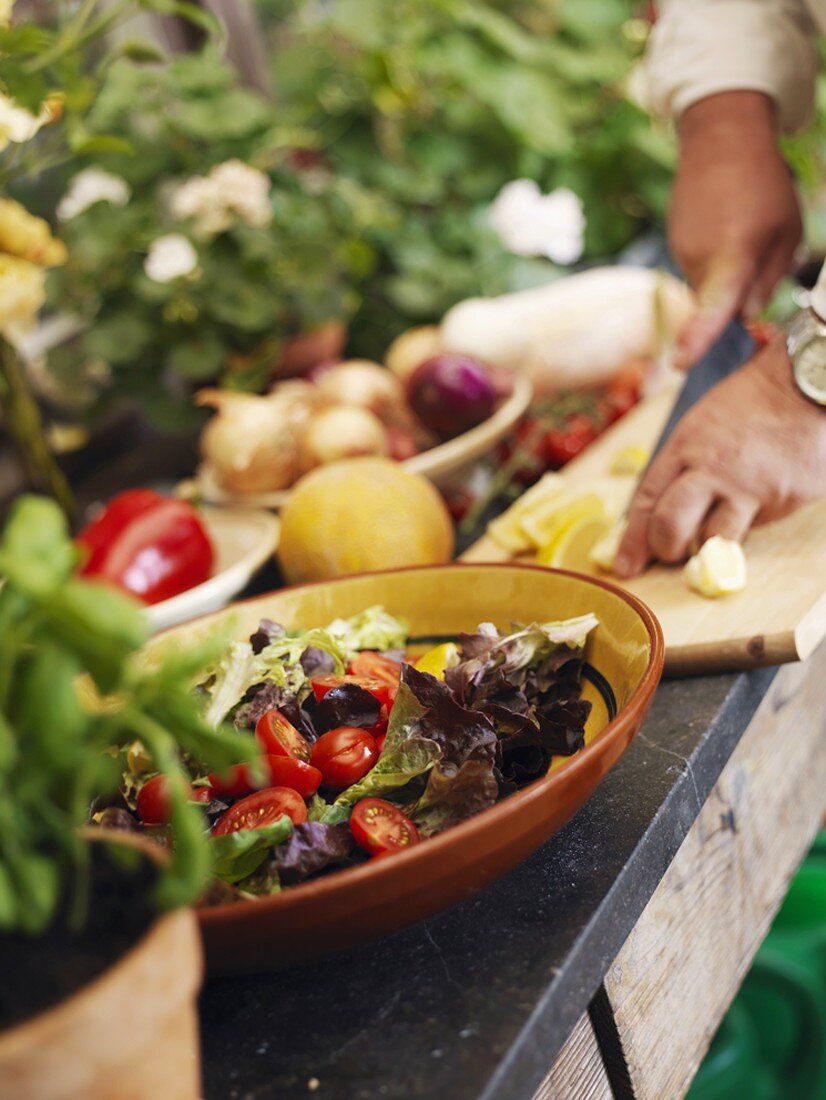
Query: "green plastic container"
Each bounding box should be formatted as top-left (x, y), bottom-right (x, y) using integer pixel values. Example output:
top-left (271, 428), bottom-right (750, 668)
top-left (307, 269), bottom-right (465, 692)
top-left (689, 835), bottom-right (826, 1100)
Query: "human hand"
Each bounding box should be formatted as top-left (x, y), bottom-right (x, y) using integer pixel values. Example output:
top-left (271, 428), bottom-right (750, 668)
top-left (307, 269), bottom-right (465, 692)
top-left (614, 336), bottom-right (826, 578)
top-left (669, 92), bottom-right (802, 369)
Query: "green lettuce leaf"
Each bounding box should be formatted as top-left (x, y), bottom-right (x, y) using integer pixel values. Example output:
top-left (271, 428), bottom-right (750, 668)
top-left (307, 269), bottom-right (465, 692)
top-left (409, 758), bottom-right (499, 837)
top-left (208, 816), bottom-right (293, 883)
top-left (334, 678), bottom-right (441, 807)
top-left (326, 606), bottom-right (408, 654)
top-left (203, 627), bottom-right (347, 727)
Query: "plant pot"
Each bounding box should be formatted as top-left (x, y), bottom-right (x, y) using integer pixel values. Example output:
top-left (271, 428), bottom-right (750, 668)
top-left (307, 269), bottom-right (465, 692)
top-left (0, 835), bottom-right (204, 1100)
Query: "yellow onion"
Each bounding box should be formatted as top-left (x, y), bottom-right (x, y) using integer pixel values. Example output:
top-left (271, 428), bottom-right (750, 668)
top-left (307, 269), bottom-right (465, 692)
top-left (301, 405), bottom-right (389, 469)
top-left (314, 360), bottom-right (405, 423)
top-left (197, 382), bottom-right (316, 493)
top-left (385, 326), bottom-right (442, 380)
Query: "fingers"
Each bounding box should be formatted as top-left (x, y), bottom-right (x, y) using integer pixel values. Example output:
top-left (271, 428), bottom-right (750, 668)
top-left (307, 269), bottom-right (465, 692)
top-left (702, 496), bottom-right (759, 543)
top-left (647, 471), bottom-right (717, 563)
top-left (614, 447), bottom-right (685, 578)
top-left (673, 252), bottom-right (757, 370)
top-left (743, 235), bottom-right (798, 318)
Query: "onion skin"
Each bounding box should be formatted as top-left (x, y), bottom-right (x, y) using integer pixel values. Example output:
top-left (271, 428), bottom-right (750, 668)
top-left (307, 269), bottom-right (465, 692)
top-left (301, 405), bottom-right (389, 468)
top-left (406, 354), bottom-right (499, 440)
top-left (315, 360), bottom-right (405, 421)
top-left (197, 385), bottom-right (315, 494)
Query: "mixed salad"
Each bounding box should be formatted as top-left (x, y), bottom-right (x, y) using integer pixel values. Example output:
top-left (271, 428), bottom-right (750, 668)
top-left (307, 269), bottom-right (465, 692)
top-left (115, 606), bottom-right (598, 901)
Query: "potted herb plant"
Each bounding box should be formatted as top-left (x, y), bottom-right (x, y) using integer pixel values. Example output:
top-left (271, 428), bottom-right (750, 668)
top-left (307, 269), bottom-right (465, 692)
top-left (0, 494), bottom-right (256, 1099)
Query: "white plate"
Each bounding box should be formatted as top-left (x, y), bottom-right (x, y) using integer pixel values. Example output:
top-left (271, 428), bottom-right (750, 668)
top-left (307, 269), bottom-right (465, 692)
top-left (145, 507), bottom-right (280, 633)
top-left (190, 375), bottom-right (533, 510)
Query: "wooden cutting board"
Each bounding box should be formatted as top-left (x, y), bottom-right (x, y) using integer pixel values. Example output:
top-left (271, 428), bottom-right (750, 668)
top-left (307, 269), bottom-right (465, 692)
top-left (462, 380), bottom-right (826, 675)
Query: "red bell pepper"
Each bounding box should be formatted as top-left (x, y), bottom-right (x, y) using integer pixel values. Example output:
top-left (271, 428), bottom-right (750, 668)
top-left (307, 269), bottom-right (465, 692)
top-left (77, 489), bottom-right (214, 605)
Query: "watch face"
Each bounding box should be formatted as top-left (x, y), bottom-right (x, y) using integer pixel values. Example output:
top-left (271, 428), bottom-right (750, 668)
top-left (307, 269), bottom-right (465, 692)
top-left (794, 336), bottom-right (826, 404)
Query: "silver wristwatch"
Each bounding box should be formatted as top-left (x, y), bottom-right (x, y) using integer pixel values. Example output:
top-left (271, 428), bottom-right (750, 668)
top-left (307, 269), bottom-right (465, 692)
top-left (786, 307), bottom-right (826, 407)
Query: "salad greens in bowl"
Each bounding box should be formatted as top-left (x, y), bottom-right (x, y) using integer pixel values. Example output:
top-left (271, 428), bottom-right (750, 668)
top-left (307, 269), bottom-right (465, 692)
top-left (135, 564), bottom-right (663, 969)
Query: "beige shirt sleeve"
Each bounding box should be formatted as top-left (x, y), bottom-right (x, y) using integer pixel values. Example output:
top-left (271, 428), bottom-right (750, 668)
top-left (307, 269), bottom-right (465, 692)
top-left (646, 0), bottom-right (819, 132)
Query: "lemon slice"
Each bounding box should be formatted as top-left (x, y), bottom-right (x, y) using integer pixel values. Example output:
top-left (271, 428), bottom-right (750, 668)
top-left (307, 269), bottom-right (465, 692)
top-left (537, 512), bottom-right (613, 570)
top-left (588, 519), bottom-right (626, 573)
top-left (683, 536), bottom-right (747, 598)
top-left (610, 444), bottom-right (649, 476)
top-left (522, 492), bottom-right (606, 550)
top-left (487, 473), bottom-right (565, 552)
top-left (415, 642), bottom-right (460, 679)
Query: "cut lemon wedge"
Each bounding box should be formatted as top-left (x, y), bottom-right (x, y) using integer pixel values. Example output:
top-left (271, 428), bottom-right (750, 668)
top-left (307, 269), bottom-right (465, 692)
top-left (537, 512), bottom-right (613, 570)
top-left (521, 492), bottom-right (607, 550)
top-left (683, 536), bottom-right (747, 598)
top-left (415, 642), bottom-right (461, 679)
top-left (588, 519), bottom-right (626, 573)
top-left (487, 473), bottom-right (565, 552)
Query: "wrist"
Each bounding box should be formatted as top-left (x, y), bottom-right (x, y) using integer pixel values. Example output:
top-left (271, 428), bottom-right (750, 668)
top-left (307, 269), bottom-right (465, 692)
top-left (755, 337), bottom-right (826, 419)
top-left (679, 91), bottom-right (778, 152)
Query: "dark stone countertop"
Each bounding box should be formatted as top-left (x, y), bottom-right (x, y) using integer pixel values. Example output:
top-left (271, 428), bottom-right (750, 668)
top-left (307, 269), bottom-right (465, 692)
top-left (199, 665), bottom-right (776, 1100)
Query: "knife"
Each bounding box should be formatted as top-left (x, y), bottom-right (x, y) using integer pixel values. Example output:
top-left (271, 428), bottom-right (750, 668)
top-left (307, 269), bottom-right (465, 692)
top-left (647, 319), bottom-right (757, 464)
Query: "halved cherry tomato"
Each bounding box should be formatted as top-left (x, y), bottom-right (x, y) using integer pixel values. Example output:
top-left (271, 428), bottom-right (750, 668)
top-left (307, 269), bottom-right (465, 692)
top-left (189, 786), bottom-right (214, 804)
top-left (348, 651), bottom-right (402, 693)
top-left (263, 756), bottom-right (321, 798)
top-left (310, 727), bottom-right (378, 790)
top-left (311, 674), bottom-right (395, 712)
top-left (255, 709), bottom-right (311, 762)
top-left (136, 774), bottom-right (174, 825)
top-left (212, 787), bottom-right (307, 836)
top-left (208, 754), bottom-right (321, 798)
top-left (350, 798), bottom-right (420, 856)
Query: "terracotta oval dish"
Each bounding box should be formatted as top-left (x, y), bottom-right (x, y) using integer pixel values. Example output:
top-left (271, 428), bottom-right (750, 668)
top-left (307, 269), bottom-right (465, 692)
top-left (190, 375), bottom-right (533, 510)
top-left (148, 563), bottom-right (663, 972)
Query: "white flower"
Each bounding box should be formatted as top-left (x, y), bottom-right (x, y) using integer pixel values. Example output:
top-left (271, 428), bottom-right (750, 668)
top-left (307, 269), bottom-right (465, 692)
top-left (489, 180), bottom-right (585, 266)
top-left (144, 234), bottom-right (198, 283)
top-left (57, 168), bottom-right (131, 222)
top-left (0, 92), bottom-right (51, 152)
top-left (170, 158), bottom-right (272, 237)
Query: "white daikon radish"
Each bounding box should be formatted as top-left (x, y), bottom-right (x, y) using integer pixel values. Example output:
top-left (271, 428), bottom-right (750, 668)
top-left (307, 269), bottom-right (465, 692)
top-left (440, 267), bottom-right (695, 395)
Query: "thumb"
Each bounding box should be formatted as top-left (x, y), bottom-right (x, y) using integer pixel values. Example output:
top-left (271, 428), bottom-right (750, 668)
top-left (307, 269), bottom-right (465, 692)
top-left (673, 253), bottom-right (756, 370)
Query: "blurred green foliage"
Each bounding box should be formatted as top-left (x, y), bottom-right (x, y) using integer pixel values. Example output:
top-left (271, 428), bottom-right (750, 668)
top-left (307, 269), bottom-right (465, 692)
top-left (262, 0), bottom-right (675, 354)
top-left (44, 0), bottom-right (674, 421)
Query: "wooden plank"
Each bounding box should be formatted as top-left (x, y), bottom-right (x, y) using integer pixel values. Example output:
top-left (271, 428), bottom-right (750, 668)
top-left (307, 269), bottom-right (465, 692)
top-left (602, 647), bottom-right (826, 1100)
top-left (532, 1014), bottom-right (612, 1100)
top-left (462, 381), bottom-right (826, 674)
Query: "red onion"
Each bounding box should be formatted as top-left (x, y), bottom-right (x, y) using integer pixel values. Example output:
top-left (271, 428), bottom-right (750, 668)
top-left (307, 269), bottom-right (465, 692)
top-left (407, 354), bottom-right (503, 440)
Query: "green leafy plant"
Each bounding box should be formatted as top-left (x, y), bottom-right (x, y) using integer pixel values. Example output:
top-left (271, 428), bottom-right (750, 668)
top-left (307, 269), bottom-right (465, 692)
top-left (45, 47), bottom-right (384, 427)
top-left (0, 494), bottom-right (255, 933)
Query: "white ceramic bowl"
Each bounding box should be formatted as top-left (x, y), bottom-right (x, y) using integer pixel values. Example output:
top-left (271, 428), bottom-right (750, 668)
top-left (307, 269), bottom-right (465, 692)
top-left (145, 507), bottom-right (279, 632)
